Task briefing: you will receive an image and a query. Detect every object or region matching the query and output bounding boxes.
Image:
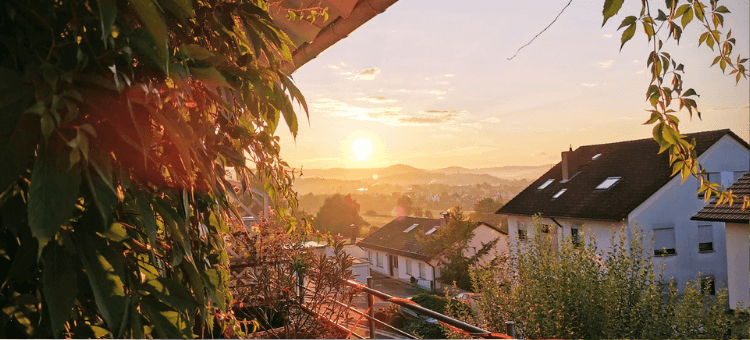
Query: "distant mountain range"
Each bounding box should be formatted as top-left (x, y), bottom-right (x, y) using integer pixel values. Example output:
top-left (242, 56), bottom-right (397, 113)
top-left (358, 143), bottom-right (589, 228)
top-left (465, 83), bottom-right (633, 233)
top-left (298, 164), bottom-right (554, 181)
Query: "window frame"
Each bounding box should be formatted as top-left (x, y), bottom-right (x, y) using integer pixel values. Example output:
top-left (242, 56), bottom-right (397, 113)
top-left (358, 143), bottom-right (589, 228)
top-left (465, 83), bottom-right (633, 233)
top-left (595, 176), bottom-right (622, 190)
top-left (418, 262), bottom-right (425, 279)
top-left (405, 258), bottom-right (412, 275)
top-left (697, 225), bottom-right (714, 253)
top-left (653, 226), bottom-right (677, 257)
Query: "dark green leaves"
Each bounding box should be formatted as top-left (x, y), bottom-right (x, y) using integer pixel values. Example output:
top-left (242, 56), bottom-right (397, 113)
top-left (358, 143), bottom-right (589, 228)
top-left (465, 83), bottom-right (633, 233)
top-left (619, 16), bottom-right (637, 50)
top-left (602, 0), bottom-right (625, 27)
top-left (42, 242), bottom-right (78, 336)
top-left (0, 68), bottom-right (36, 193)
top-left (129, 0), bottom-right (169, 73)
top-left (28, 138), bottom-right (81, 255)
top-left (139, 278), bottom-right (200, 310)
top-left (96, 0), bottom-right (117, 42)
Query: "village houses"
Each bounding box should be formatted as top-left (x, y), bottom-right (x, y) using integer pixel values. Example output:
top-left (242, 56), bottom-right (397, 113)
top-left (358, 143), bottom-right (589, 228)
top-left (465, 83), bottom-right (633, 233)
top-left (497, 129), bottom-right (750, 308)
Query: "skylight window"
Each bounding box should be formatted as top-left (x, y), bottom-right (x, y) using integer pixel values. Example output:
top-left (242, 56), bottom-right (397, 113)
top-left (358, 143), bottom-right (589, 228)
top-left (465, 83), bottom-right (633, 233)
top-left (425, 227), bottom-right (438, 235)
top-left (552, 188), bottom-right (567, 199)
top-left (403, 224), bottom-right (419, 233)
top-left (596, 177), bottom-right (622, 190)
top-left (537, 179), bottom-right (554, 190)
top-left (592, 153), bottom-right (602, 160)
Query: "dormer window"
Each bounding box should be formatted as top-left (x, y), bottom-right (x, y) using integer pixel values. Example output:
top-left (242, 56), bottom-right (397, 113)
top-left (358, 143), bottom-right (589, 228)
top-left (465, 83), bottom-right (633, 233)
top-left (538, 179), bottom-right (554, 190)
top-left (596, 177), bottom-right (622, 190)
top-left (552, 188), bottom-right (567, 199)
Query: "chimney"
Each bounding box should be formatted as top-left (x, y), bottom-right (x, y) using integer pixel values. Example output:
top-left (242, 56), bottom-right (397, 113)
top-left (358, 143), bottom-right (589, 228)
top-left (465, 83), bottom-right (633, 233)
top-left (439, 212), bottom-right (450, 226)
top-left (561, 145), bottom-right (581, 181)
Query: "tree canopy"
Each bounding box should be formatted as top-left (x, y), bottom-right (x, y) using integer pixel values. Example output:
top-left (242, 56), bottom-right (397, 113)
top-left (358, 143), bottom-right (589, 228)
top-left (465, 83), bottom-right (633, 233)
top-left (0, 0), bottom-right (309, 337)
top-left (314, 194), bottom-right (367, 237)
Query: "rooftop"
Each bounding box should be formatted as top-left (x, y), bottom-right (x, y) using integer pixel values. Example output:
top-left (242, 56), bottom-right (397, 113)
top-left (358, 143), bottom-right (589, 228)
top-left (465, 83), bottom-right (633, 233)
top-left (692, 172), bottom-right (750, 223)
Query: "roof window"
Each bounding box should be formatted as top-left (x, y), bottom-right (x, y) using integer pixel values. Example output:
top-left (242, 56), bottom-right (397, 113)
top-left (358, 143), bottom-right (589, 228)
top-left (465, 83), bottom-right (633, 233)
top-left (403, 224), bottom-right (419, 233)
top-left (537, 179), bottom-right (554, 190)
top-left (552, 188), bottom-right (567, 199)
top-left (592, 153), bottom-right (602, 160)
top-left (425, 227), bottom-right (438, 235)
top-left (596, 177), bottom-right (622, 190)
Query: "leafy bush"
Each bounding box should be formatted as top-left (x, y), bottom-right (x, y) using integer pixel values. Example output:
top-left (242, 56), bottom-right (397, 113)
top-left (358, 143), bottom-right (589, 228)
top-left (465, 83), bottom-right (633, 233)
top-left (471, 219), bottom-right (749, 339)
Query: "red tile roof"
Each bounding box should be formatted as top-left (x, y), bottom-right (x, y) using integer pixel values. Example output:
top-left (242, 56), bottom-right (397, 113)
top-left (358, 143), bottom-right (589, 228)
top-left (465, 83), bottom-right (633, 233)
top-left (692, 172), bottom-right (750, 223)
top-left (357, 216), bottom-right (442, 261)
top-left (497, 129), bottom-right (749, 221)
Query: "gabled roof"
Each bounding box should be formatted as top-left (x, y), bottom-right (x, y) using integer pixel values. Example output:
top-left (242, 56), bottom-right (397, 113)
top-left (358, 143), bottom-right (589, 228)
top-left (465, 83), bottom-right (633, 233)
top-left (692, 172), bottom-right (750, 223)
top-left (357, 216), bottom-right (443, 261)
top-left (497, 129), bottom-right (749, 221)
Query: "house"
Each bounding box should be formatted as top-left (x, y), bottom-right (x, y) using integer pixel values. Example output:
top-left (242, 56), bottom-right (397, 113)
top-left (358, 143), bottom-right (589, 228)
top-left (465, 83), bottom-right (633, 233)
top-left (497, 129), bottom-right (749, 302)
top-left (691, 171), bottom-right (750, 309)
top-left (357, 214), bottom-right (508, 291)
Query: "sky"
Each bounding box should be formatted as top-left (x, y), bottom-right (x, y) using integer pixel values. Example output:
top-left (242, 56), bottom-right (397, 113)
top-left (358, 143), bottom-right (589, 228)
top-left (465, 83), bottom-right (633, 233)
top-left (277, 0), bottom-right (750, 170)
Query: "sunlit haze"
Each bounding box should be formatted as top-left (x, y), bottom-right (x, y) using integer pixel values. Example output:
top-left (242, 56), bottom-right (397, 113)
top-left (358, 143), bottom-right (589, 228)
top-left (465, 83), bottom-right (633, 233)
top-left (279, 0), bottom-right (749, 170)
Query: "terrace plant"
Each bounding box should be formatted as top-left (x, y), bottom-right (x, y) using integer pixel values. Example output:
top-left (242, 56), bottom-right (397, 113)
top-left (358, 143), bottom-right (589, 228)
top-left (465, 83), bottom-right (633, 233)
top-left (0, 0), bottom-right (314, 337)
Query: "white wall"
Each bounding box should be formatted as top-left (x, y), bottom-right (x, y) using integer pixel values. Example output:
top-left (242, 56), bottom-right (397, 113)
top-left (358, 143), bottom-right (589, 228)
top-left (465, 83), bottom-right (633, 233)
top-left (464, 224), bottom-right (509, 266)
top-left (725, 222), bottom-right (749, 309)
top-left (507, 215), bottom-right (623, 253)
top-left (628, 135), bottom-right (749, 294)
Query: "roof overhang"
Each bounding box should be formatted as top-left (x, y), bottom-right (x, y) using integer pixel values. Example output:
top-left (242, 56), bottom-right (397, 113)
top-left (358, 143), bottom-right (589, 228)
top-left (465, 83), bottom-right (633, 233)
top-left (269, 0), bottom-right (400, 74)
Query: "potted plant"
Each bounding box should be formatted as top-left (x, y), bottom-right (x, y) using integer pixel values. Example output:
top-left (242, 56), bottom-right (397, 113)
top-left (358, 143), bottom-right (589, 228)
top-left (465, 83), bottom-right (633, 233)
top-left (410, 276), bottom-right (417, 287)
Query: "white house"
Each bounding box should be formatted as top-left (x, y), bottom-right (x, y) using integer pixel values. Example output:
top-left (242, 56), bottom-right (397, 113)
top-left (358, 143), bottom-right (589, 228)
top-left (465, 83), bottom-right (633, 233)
top-left (692, 171), bottom-right (750, 309)
top-left (357, 214), bottom-right (508, 291)
top-left (497, 129), bottom-right (749, 306)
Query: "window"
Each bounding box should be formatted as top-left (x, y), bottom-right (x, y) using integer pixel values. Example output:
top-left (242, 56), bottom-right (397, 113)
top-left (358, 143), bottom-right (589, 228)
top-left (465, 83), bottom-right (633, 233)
top-left (698, 172), bottom-right (720, 199)
top-left (701, 275), bottom-right (716, 295)
top-left (571, 227), bottom-right (581, 246)
top-left (518, 228), bottom-right (527, 241)
top-left (377, 253), bottom-right (384, 267)
top-left (653, 227), bottom-right (676, 256)
top-left (591, 153), bottom-right (602, 160)
top-left (552, 188), bottom-right (567, 199)
top-left (403, 223), bottom-right (419, 233)
top-left (405, 259), bottom-right (412, 275)
top-left (698, 225), bottom-right (713, 252)
top-left (366, 250), bottom-right (371, 262)
top-left (425, 227), bottom-right (437, 235)
top-left (537, 179), bottom-right (554, 190)
top-left (595, 177), bottom-right (622, 190)
top-left (418, 262), bottom-right (425, 279)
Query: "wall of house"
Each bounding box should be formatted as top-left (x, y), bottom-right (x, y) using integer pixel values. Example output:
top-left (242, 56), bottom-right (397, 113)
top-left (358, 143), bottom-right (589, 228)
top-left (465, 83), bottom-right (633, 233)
top-left (628, 135), bottom-right (749, 295)
top-left (725, 222), bottom-right (749, 309)
top-left (365, 249), bottom-right (389, 276)
top-left (396, 256), bottom-right (435, 290)
top-left (464, 224), bottom-right (509, 266)
top-left (507, 215), bottom-right (623, 253)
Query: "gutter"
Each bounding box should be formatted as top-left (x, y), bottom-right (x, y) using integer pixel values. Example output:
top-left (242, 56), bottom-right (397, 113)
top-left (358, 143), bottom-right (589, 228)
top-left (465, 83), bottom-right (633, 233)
top-left (283, 0), bottom-right (400, 73)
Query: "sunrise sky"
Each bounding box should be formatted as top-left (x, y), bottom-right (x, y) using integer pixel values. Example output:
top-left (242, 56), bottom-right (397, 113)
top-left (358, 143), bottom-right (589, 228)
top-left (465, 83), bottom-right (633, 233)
top-left (277, 0), bottom-right (750, 170)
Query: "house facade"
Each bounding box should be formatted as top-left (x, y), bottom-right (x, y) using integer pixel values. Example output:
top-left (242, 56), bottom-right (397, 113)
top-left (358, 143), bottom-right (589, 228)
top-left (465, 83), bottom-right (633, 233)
top-left (357, 215), bottom-right (508, 291)
top-left (692, 171), bottom-right (750, 309)
top-left (497, 129), bottom-right (749, 306)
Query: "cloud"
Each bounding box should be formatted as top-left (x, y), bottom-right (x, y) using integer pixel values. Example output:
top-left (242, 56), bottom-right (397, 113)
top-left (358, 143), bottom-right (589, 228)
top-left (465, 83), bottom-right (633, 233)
top-left (430, 90), bottom-right (447, 95)
top-left (636, 69), bottom-right (645, 74)
top-left (312, 99), bottom-right (467, 126)
top-left (633, 59), bottom-right (639, 63)
top-left (580, 83), bottom-right (599, 87)
top-left (325, 64), bottom-right (340, 69)
top-left (354, 67), bottom-right (381, 80)
top-left (482, 117), bottom-right (501, 123)
top-left (603, 34), bottom-right (613, 38)
top-left (708, 104), bottom-right (750, 111)
top-left (432, 134), bottom-right (453, 139)
top-left (599, 60), bottom-right (614, 68)
top-left (356, 96), bottom-right (397, 103)
top-left (444, 74), bottom-right (454, 78)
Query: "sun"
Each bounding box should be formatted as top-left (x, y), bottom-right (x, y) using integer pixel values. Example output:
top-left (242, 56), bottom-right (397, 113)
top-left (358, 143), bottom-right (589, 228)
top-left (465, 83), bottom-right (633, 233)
top-left (352, 138), bottom-right (373, 161)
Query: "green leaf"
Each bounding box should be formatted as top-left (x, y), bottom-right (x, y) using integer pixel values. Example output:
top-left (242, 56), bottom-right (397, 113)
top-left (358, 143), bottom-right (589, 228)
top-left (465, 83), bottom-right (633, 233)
top-left (96, 0), bottom-right (117, 42)
top-left (642, 21), bottom-right (655, 40)
top-left (141, 297), bottom-right (191, 339)
top-left (681, 7), bottom-right (693, 28)
top-left (191, 67), bottom-right (232, 88)
top-left (136, 193), bottom-right (158, 247)
top-left (683, 88), bottom-right (697, 97)
top-left (643, 111), bottom-right (660, 125)
top-left (102, 222), bottom-right (128, 242)
top-left (139, 278), bottom-right (200, 310)
top-left (0, 86), bottom-right (38, 192)
top-left (602, 0), bottom-right (625, 26)
top-left (74, 232), bottom-right (128, 335)
top-left (42, 241), bottom-right (78, 336)
top-left (28, 138), bottom-right (81, 256)
top-left (715, 5), bottom-right (729, 13)
top-left (182, 44), bottom-right (214, 61)
top-left (85, 169), bottom-right (118, 228)
top-left (159, 0), bottom-right (195, 20)
top-left (129, 0), bottom-right (169, 73)
top-left (620, 24), bottom-right (637, 50)
top-left (40, 114), bottom-right (54, 140)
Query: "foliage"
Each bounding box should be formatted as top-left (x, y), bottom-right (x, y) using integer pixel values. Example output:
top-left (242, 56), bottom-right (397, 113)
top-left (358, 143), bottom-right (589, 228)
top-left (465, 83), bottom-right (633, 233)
top-left (603, 0), bottom-right (749, 208)
top-left (0, 0), bottom-right (309, 337)
top-left (313, 194), bottom-right (367, 236)
top-left (418, 206), bottom-right (499, 291)
top-left (471, 198), bottom-right (503, 216)
top-left (396, 194), bottom-right (415, 216)
top-left (470, 218), bottom-right (749, 339)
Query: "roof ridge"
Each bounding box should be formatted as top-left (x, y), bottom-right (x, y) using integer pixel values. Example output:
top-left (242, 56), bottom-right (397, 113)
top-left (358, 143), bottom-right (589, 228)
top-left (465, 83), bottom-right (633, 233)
top-left (575, 129), bottom-right (731, 150)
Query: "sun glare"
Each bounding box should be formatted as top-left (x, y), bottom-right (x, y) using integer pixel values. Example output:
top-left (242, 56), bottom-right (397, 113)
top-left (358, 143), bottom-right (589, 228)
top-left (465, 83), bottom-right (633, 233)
top-left (352, 138), bottom-right (373, 161)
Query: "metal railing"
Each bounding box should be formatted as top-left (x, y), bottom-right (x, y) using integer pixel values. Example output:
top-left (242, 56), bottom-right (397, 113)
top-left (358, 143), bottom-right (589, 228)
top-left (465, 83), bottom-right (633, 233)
top-left (297, 275), bottom-right (515, 339)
